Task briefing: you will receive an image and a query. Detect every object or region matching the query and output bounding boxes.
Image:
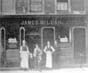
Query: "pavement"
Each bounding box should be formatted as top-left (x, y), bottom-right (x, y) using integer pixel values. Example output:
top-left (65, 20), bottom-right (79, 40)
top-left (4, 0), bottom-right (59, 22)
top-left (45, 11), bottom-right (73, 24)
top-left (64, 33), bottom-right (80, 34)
top-left (0, 68), bottom-right (88, 73)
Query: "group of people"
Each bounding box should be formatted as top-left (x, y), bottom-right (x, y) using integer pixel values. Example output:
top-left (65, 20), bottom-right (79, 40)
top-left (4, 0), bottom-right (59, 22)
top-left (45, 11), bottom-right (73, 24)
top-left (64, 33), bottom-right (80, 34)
top-left (20, 40), bottom-right (55, 70)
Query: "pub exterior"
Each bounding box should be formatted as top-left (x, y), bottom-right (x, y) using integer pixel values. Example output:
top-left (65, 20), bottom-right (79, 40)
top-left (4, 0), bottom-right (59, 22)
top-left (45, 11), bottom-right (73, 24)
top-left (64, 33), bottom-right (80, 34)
top-left (0, 0), bottom-right (88, 70)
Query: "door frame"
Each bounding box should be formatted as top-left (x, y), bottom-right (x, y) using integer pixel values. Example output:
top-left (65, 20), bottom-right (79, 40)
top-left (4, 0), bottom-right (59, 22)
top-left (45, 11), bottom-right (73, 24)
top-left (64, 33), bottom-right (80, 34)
top-left (41, 26), bottom-right (55, 49)
top-left (19, 27), bottom-right (25, 46)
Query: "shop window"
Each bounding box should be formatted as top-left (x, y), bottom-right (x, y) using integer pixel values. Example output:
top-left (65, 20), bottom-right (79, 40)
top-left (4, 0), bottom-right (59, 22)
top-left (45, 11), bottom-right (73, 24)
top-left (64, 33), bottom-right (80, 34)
top-left (55, 25), bottom-right (70, 44)
top-left (30, 0), bottom-right (43, 13)
top-left (56, 0), bottom-right (69, 11)
top-left (7, 38), bottom-right (18, 49)
top-left (6, 24), bottom-right (19, 50)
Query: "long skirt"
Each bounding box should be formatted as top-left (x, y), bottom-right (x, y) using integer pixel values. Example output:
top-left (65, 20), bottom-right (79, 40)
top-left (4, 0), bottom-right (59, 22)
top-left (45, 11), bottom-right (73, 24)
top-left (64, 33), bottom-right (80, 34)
top-left (46, 51), bottom-right (52, 68)
top-left (20, 52), bottom-right (29, 69)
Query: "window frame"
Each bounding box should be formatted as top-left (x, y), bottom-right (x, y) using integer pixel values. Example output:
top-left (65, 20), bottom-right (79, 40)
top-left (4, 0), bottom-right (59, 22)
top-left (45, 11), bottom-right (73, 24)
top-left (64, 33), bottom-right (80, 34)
top-left (44, 0), bottom-right (56, 15)
top-left (55, 0), bottom-right (71, 14)
top-left (55, 27), bottom-right (71, 44)
top-left (29, 0), bottom-right (44, 15)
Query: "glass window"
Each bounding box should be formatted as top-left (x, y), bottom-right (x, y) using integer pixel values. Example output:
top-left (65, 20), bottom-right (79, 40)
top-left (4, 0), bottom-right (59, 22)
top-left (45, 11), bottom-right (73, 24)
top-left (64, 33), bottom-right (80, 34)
top-left (56, 0), bottom-right (68, 11)
top-left (16, 0), bottom-right (43, 14)
top-left (30, 0), bottom-right (43, 13)
top-left (2, 0), bottom-right (15, 14)
top-left (55, 25), bottom-right (70, 43)
top-left (44, 0), bottom-right (55, 14)
top-left (16, 0), bottom-right (28, 14)
top-left (71, 0), bottom-right (84, 12)
top-left (6, 24), bottom-right (19, 50)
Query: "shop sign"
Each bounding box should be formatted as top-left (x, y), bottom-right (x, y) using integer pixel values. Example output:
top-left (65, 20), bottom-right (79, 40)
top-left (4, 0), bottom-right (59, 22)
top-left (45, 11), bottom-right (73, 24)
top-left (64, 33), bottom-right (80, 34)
top-left (21, 20), bottom-right (63, 25)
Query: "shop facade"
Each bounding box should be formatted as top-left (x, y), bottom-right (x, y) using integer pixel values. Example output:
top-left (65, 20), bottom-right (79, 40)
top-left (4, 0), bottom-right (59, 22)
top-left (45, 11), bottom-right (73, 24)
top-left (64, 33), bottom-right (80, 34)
top-left (0, 0), bottom-right (88, 70)
top-left (0, 15), bottom-right (87, 69)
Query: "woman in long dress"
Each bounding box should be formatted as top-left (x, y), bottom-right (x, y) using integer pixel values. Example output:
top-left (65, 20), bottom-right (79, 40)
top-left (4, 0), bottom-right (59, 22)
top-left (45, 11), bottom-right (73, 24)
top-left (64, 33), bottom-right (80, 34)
top-left (44, 41), bottom-right (55, 68)
top-left (20, 40), bottom-right (32, 69)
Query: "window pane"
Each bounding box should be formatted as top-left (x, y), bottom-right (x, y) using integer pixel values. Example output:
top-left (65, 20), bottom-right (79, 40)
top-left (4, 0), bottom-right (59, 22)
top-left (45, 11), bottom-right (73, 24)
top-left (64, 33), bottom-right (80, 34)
top-left (44, 0), bottom-right (55, 13)
top-left (56, 25), bottom-right (69, 43)
top-left (16, 0), bottom-right (29, 13)
top-left (30, 0), bottom-right (42, 12)
top-left (71, 0), bottom-right (84, 11)
top-left (57, 0), bottom-right (68, 11)
top-left (57, 3), bottom-right (68, 10)
top-left (2, 0), bottom-right (15, 14)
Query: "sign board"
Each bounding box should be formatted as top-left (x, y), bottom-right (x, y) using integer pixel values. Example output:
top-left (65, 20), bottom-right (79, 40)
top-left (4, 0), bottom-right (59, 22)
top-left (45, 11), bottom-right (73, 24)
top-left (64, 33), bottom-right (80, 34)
top-left (21, 19), bottom-right (64, 26)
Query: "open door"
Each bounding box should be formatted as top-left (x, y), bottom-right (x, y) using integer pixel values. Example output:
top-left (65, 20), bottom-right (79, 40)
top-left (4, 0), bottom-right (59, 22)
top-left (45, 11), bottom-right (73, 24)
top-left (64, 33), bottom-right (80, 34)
top-left (41, 27), bottom-right (55, 68)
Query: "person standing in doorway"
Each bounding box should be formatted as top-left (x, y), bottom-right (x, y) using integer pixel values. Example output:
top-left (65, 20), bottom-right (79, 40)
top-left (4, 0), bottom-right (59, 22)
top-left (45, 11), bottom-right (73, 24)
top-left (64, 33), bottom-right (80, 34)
top-left (33, 44), bottom-right (42, 70)
top-left (20, 40), bottom-right (32, 70)
top-left (44, 41), bottom-right (55, 68)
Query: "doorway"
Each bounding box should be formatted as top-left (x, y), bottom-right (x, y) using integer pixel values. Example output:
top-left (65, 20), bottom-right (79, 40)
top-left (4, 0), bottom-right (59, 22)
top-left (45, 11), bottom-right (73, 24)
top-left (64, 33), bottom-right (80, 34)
top-left (41, 27), bottom-right (55, 49)
top-left (73, 27), bottom-right (86, 64)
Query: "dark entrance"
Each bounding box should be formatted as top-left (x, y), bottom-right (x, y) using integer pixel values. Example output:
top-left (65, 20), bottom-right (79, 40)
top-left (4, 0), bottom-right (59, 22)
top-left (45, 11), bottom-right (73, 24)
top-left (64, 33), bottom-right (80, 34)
top-left (41, 27), bottom-right (55, 49)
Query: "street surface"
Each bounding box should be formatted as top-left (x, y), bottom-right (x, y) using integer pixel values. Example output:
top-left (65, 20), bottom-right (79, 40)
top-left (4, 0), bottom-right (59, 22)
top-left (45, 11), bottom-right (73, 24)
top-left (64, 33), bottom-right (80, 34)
top-left (0, 68), bottom-right (88, 73)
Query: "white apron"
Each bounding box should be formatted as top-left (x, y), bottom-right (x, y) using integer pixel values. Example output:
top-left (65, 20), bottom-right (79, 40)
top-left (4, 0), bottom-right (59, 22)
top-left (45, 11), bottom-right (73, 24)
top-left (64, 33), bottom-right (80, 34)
top-left (20, 51), bottom-right (29, 69)
top-left (46, 51), bottom-right (52, 68)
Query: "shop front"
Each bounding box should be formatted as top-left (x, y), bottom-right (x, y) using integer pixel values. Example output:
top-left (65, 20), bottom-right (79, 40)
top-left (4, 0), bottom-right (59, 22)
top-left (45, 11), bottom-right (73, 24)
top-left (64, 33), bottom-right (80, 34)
top-left (0, 15), bottom-right (86, 69)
